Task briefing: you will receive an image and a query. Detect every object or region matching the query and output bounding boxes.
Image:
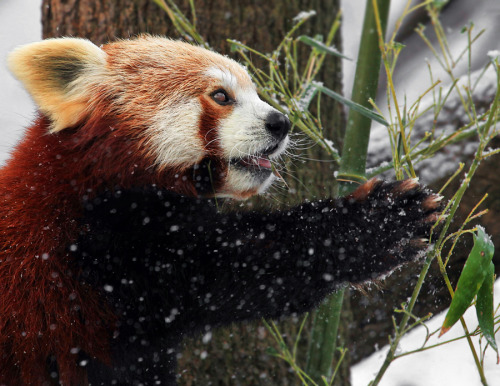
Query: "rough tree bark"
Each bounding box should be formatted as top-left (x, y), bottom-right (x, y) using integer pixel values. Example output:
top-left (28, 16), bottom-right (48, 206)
top-left (41, 0), bottom-right (348, 384)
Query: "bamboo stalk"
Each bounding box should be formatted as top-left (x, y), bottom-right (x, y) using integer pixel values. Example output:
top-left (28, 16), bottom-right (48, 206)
top-left (337, 0), bottom-right (391, 196)
top-left (305, 0), bottom-right (391, 382)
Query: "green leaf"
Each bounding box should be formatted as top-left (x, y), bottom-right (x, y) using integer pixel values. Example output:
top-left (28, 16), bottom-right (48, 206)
top-left (297, 35), bottom-right (351, 60)
top-left (313, 84), bottom-right (389, 126)
top-left (476, 261), bottom-right (498, 353)
top-left (440, 227), bottom-right (495, 336)
top-left (396, 133), bottom-right (404, 162)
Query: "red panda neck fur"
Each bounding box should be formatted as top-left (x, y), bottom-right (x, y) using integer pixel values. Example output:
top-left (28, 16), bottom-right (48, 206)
top-left (0, 117), bottom-right (110, 384)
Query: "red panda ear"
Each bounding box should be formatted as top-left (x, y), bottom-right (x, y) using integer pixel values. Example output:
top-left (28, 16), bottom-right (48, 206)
top-left (8, 38), bottom-right (107, 132)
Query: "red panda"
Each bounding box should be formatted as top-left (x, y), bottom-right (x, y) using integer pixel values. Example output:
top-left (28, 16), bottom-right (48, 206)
top-left (1, 36), bottom-right (442, 385)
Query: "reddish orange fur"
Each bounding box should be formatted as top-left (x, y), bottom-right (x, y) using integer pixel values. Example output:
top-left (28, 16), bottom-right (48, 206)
top-left (0, 110), bottom-right (209, 383)
top-left (198, 94), bottom-right (232, 158)
top-left (1, 117), bottom-right (110, 384)
top-left (349, 177), bottom-right (383, 201)
top-left (422, 194), bottom-right (442, 210)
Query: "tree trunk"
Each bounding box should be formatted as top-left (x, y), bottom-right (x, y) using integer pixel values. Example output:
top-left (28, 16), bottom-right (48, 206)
top-left (42, 0), bottom-right (347, 384)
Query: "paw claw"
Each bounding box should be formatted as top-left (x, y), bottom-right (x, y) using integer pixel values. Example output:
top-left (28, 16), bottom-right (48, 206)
top-left (393, 178), bottom-right (421, 195)
top-left (422, 194), bottom-right (444, 210)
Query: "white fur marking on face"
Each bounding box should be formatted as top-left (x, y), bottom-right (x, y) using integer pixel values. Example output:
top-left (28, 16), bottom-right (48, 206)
top-left (257, 173), bottom-right (276, 193)
top-left (205, 64), bottom-right (289, 198)
top-left (220, 167), bottom-right (275, 197)
top-left (205, 67), bottom-right (241, 95)
top-left (270, 136), bottom-right (289, 159)
top-left (219, 95), bottom-right (277, 160)
top-left (148, 99), bottom-right (205, 169)
top-left (205, 66), bottom-right (279, 160)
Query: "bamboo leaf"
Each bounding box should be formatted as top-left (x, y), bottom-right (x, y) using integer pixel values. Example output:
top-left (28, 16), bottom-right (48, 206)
top-left (440, 227), bottom-right (495, 336)
top-left (476, 261), bottom-right (498, 354)
top-left (297, 83), bottom-right (320, 111)
top-left (313, 84), bottom-right (389, 126)
top-left (396, 132), bottom-right (404, 163)
top-left (297, 35), bottom-right (351, 60)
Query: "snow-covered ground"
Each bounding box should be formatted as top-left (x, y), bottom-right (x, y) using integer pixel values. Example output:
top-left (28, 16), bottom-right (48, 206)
top-left (352, 279), bottom-right (500, 386)
top-left (1, 2), bottom-right (499, 385)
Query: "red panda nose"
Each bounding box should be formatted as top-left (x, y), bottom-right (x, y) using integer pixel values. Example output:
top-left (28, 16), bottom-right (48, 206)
top-left (265, 111), bottom-right (291, 141)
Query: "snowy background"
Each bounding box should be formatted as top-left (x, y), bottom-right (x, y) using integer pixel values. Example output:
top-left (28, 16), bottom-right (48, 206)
top-left (352, 280), bottom-right (500, 386)
top-left (1, 1), bottom-right (499, 385)
top-left (0, 0), bottom-right (40, 165)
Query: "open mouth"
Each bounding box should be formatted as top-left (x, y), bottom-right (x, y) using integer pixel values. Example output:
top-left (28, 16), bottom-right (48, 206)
top-left (237, 155), bottom-right (272, 169)
top-left (231, 143), bottom-right (280, 172)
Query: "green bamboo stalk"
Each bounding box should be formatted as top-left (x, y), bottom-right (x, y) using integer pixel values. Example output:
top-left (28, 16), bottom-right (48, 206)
top-left (338, 0), bottom-right (391, 195)
top-left (305, 289), bottom-right (344, 381)
top-left (305, 0), bottom-right (391, 382)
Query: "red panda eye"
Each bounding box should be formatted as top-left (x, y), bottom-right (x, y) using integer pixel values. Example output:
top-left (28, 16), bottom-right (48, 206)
top-left (211, 89), bottom-right (232, 105)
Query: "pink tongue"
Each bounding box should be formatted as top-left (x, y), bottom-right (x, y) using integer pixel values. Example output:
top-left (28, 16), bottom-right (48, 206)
top-left (258, 157), bottom-right (272, 168)
top-left (241, 156), bottom-right (272, 169)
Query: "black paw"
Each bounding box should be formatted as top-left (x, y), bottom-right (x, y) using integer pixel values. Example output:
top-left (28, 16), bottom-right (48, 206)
top-left (333, 178), bottom-right (444, 283)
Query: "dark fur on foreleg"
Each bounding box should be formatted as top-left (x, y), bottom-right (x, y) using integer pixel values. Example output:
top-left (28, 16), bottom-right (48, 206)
top-left (330, 178), bottom-right (443, 283)
top-left (76, 178), bottom-right (442, 383)
top-left (77, 178), bottom-right (442, 326)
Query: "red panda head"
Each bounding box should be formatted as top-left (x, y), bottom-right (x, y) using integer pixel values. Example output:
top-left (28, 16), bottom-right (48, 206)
top-left (8, 36), bottom-right (290, 199)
